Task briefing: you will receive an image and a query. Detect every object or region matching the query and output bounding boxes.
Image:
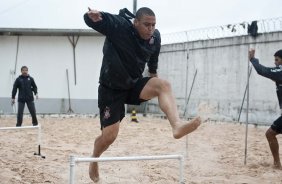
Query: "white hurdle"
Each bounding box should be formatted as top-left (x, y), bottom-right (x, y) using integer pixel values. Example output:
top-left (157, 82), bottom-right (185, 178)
top-left (69, 154), bottom-right (184, 184)
top-left (0, 124), bottom-right (45, 158)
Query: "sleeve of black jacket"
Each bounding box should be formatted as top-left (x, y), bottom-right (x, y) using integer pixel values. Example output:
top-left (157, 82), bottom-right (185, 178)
top-left (84, 11), bottom-right (125, 37)
top-left (250, 58), bottom-right (282, 81)
top-left (31, 77), bottom-right (38, 95)
top-left (147, 30), bottom-right (161, 74)
top-left (11, 78), bottom-right (19, 99)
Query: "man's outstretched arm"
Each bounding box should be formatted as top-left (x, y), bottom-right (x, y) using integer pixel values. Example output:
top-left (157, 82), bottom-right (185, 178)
top-left (249, 49), bottom-right (282, 81)
top-left (84, 7), bottom-right (127, 37)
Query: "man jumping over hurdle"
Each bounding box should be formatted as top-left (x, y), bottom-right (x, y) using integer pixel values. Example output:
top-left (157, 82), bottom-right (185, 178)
top-left (84, 7), bottom-right (201, 182)
top-left (249, 48), bottom-right (282, 169)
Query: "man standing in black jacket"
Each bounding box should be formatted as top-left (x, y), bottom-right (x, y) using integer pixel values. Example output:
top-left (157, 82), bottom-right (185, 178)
top-left (84, 7), bottom-right (201, 182)
top-left (249, 49), bottom-right (282, 169)
top-left (12, 66), bottom-right (38, 127)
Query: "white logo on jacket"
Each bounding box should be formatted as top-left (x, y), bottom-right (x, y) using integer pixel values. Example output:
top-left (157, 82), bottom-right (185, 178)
top-left (271, 65), bottom-right (282, 73)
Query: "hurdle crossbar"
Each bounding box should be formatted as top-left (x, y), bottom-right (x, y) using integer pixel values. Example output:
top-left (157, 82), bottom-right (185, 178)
top-left (0, 125), bottom-right (45, 158)
top-left (0, 125), bottom-right (38, 130)
top-left (69, 154), bottom-right (184, 184)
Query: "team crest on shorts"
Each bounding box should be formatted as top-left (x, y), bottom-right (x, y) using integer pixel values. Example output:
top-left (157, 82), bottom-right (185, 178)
top-left (103, 106), bottom-right (111, 120)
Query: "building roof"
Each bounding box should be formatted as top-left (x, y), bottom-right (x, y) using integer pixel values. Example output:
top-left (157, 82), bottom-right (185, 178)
top-left (0, 28), bottom-right (102, 36)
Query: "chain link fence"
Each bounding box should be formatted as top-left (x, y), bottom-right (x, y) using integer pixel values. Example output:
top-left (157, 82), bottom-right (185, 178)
top-left (161, 17), bottom-right (282, 45)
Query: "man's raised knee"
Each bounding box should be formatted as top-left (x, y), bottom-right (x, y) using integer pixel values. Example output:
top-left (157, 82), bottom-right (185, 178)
top-left (159, 79), bottom-right (171, 92)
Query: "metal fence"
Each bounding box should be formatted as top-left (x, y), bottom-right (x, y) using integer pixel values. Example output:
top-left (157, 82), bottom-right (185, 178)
top-left (161, 17), bottom-right (282, 45)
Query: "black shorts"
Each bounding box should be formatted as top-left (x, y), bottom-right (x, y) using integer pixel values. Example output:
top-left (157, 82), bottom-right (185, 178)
top-left (271, 116), bottom-right (282, 134)
top-left (98, 77), bottom-right (152, 129)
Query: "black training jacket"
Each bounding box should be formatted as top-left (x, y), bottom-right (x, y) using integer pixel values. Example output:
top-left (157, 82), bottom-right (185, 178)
top-left (84, 11), bottom-right (161, 90)
top-left (250, 58), bottom-right (282, 109)
top-left (12, 75), bottom-right (38, 102)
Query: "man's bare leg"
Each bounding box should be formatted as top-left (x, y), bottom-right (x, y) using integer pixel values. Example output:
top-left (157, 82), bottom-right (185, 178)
top-left (140, 78), bottom-right (201, 139)
top-left (89, 122), bottom-right (120, 182)
top-left (265, 128), bottom-right (281, 169)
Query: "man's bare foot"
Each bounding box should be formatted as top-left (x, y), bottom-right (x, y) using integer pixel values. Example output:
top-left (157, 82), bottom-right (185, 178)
top-left (89, 162), bottom-right (100, 183)
top-left (172, 116), bottom-right (201, 139)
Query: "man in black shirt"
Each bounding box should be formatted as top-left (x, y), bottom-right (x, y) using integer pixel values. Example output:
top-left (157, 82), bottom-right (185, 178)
top-left (84, 7), bottom-right (201, 182)
top-left (12, 66), bottom-right (38, 127)
top-left (249, 49), bottom-right (282, 169)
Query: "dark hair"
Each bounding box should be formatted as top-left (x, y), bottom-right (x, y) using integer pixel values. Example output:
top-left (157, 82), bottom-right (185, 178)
top-left (21, 66), bottom-right (28, 71)
top-left (274, 50), bottom-right (282, 59)
top-left (135, 7), bottom-right (155, 20)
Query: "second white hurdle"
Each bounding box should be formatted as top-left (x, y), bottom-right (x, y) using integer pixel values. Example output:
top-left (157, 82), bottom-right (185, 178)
top-left (0, 124), bottom-right (45, 158)
top-left (70, 154), bottom-right (185, 184)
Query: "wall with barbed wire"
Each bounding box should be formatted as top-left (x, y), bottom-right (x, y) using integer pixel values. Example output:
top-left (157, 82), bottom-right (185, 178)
top-left (161, 17), bottom-right (282, 45)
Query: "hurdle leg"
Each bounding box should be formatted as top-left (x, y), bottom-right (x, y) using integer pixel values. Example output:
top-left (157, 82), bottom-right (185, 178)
top-left (179, 155), bottom-right (184, 184)
top-left (34, 124), bottom-right (45, 158)
top-left (70, 155), bottom-right (76, 184)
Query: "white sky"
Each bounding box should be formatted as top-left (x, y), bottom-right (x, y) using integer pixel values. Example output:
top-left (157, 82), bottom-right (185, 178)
top-left (0, 0), bottom-right (281, 33)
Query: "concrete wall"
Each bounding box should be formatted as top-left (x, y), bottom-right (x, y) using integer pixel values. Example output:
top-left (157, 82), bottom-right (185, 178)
top-left (148, 31), bottom-right (282, 125)
top-left (0, 35), bottom-right (105, 114)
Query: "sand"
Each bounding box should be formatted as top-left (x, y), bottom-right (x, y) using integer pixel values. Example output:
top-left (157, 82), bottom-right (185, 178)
top-left (0, 115), bottom-right (281, 184)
